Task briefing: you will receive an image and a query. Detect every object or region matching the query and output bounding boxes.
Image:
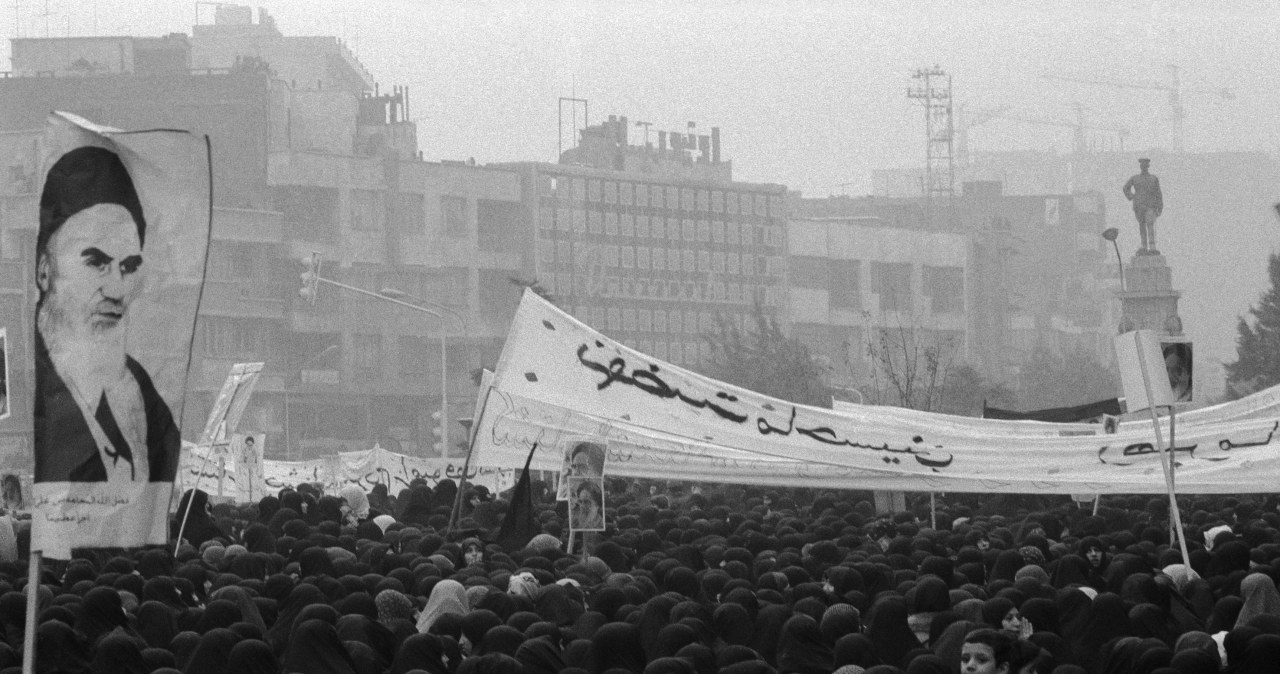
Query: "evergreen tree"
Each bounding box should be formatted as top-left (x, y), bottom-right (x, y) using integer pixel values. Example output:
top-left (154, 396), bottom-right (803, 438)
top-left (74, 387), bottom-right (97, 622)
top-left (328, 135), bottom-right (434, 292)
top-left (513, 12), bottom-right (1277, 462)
top-left (1225, 253), bottom-right (1280, 399)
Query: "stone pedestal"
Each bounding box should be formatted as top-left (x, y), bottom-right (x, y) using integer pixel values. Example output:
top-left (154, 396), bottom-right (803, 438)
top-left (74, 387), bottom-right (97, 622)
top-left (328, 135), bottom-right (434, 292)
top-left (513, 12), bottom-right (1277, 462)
top-left (1117, 253), bottom-right (1182, 336)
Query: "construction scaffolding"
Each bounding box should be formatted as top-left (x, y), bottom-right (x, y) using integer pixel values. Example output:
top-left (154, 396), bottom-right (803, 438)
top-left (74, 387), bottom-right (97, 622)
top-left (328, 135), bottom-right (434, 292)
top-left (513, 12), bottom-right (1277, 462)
top-left (908, 66), bottom-right (954, 227)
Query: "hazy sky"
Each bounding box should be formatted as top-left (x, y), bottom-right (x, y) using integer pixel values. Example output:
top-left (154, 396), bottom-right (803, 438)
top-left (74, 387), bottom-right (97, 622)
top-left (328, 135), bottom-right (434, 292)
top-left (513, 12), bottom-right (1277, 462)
top-left (5, 1), bottom-right (1280, 196)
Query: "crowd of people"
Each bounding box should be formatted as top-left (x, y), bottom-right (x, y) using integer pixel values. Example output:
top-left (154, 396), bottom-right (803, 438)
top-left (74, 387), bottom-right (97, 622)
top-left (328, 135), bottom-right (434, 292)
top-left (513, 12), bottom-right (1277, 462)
top-left (0, 477), bottom-right (1277, 673)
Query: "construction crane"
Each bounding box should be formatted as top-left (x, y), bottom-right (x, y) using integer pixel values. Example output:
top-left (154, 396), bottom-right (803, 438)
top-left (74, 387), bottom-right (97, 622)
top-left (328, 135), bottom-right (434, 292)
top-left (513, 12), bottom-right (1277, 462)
top-left (998, 103), bottom-right (1131, 154)
top-left (956, 103), bottom-right (1129, 156)
top-left (955, 104), bottom-right (1011, 165)
top-left (1042, 65), bottom-right (1234, 151)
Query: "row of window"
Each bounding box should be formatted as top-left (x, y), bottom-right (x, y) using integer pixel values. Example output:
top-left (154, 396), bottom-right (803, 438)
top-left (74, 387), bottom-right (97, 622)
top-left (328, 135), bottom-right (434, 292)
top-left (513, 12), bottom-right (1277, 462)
top-left (538, 208), bottom-right (782, 248)
top-left (538, 176), bottom-right (785, 218)
top-left (539, 240), bottom-right (785, 277)
top-left (276, 186), bottom-right (523, 252)
top-left (544, 273), bottom-right (784, 307)
top-left (574, 305), bottom-right (755, 337)
top-left (790, 257), bottom-right (965, 314)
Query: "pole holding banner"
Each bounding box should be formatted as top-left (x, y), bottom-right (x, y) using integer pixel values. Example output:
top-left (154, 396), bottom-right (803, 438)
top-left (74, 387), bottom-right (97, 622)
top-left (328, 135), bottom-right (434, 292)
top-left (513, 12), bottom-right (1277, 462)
top-left (1115, 329), bottom-right (1192, 567)
top-left (21, 550), bottom-right (39, 674)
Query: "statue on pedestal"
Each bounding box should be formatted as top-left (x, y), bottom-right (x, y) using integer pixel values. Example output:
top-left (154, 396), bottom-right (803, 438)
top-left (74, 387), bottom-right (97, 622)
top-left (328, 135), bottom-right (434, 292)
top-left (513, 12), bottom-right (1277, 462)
top-left (1122, 158), bottom-right (1164, 254)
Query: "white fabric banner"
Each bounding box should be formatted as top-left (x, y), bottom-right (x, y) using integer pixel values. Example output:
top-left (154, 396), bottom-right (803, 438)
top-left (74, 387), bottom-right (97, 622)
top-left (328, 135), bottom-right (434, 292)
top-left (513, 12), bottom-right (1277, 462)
top-left (31, 113), bottom-right (210, 558)
top-left (471, 291), bottom-right (1280, 494)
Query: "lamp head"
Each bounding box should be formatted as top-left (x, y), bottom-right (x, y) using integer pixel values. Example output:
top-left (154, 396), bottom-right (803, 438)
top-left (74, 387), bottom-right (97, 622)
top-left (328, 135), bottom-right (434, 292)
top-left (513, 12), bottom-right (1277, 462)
top-left (1102, 228), bottom-right (1120, 242)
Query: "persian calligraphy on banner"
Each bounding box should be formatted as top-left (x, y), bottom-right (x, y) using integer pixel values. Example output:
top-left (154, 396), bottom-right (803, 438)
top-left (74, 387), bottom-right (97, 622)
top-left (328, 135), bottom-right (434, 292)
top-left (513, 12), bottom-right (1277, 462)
top-left (32, 113), bottom-right (210, 559)
top-left (469, 291), bottom-right (1280, 494)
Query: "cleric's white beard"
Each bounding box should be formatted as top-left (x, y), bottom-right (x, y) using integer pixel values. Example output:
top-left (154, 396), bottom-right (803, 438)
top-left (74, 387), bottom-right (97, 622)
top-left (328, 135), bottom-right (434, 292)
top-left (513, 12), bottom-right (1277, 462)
top-left (38, 288), bottom-right (129, 398)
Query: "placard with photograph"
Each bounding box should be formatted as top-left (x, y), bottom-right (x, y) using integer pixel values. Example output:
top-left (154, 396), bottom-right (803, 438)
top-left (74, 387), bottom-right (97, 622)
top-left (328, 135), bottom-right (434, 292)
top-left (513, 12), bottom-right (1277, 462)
top-left (567, 476), bottom-right (605, 531)
top-left (556, 437), bottom-right (606, 501)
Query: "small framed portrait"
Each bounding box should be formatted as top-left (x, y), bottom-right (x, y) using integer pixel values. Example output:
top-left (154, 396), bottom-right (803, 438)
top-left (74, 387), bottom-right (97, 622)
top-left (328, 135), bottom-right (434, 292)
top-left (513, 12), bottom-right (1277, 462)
top-left (568, 477), bottom-right (605, 531)
top-left (556, 437), bottom-right (606, 500)
top-left (1161, 340), bottom-right (1193, 404)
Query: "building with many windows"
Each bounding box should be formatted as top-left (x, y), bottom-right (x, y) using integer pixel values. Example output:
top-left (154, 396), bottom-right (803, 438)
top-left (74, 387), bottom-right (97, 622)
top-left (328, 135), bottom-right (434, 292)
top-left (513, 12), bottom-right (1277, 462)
top-left (791, 181), bottom-right (1114, 397)
top-left (500, 115), bottom-right (788, 368)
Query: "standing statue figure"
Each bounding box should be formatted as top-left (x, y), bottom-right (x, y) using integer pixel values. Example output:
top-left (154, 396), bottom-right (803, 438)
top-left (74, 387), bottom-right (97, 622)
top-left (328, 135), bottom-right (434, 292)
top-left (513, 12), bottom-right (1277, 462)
top-left (1122, 157), bottom-right (1164, 254)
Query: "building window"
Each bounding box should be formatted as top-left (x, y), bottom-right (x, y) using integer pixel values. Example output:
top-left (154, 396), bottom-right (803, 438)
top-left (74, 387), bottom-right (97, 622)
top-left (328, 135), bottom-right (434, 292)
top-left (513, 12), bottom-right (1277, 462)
top-left (588, 180), bottom-right (601, 202)
top-left (620, 182), bottom-right (633, 205)
top-left (350, 189), bottom-right (384, 231)
top-left (667, 186), bottom-right (680, 210)
top-left (621, 246), bottom-right (635, 268)
top-left (623, 309), bottom-right (636, 331)
top-left (572, 209), bottom-right (586, 233)
top-left (727, 222), bottom-right (740, 245)
top-left (924, 265), bottom-right (965, 314)
top-left (726, 192), bottom-right (738, 215)
top-left (604, 181), bottom-right (617, 204)
top-left (441, 195), bottom-right (468, 237)
top-left (353, 333), bottom-right (382, 375)
top-left (572, 178), bottom-right (586, 202)
top-left (588, 209), bottom-right (602, 234)
top-left (607, 308), bottom-right (621, 331)
top-left (620, 213), bottom-right (634, 237)
top-left (393, 192), bottom-right (426, 237)
top-left (697, 189), bottom-right (709, 211)
top-left (604, 211), bottom-right (618, 235)
top-left (638, 309), bottom-right (652, 332)
top-left (556, 207), bottom-right (572, 231)
top-left (681, 249), bottom-right (694, 272)
top-left (650, 185), bottom-right (664, 208)
top-left (398, 335), bottom-right (439, 377)
top-left (831, 259), bottom-right (861, 309)
top-left (636, 215), bottom-right (649, 238)
top-left (275, 185), bottom-right (339, 240)
top-left (872, 262), bottom-right (913, 311)
top-left (477, 199), bottom-right (523, 252)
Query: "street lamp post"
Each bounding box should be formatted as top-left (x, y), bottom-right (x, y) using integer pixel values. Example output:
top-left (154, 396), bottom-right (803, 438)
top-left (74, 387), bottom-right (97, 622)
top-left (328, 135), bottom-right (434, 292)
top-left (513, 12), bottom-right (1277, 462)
top-left (1102, 227), bottom-right (1125, 291)
top-left (297, 254), bottom-right (462, 458)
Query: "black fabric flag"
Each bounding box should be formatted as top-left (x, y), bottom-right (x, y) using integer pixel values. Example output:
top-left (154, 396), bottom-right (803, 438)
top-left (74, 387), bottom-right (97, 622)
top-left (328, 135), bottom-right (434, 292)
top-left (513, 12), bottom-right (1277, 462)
top-left (982, 397), bottom-right (1123, 423)
top-left (495, 443), bottom-right (539, 552)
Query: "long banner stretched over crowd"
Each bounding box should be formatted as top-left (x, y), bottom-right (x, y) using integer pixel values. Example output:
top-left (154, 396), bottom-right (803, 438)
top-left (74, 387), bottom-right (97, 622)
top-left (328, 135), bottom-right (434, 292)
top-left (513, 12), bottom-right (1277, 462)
top-left (471, 291), bottom-right (1280, 494)
top-left (179, 443), bottom-right (515, 503)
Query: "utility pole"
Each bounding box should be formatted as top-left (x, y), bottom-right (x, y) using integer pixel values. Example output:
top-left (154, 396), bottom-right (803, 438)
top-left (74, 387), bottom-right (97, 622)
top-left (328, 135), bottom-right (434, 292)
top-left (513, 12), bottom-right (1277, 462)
top-left (907, 66), bottom-right (955, 228)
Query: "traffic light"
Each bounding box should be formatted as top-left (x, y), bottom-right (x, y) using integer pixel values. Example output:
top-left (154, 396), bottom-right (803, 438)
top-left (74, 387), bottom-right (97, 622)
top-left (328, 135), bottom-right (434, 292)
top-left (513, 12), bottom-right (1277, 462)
top-left (431, 409), bottom-right (444, 454)
top-left (299, 252), bottom-right (321, 304)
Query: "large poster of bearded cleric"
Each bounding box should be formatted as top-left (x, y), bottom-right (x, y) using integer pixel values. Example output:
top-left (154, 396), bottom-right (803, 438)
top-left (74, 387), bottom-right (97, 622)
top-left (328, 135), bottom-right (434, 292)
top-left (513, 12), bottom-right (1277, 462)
top-left (32, 112), bottom-right (210, 559)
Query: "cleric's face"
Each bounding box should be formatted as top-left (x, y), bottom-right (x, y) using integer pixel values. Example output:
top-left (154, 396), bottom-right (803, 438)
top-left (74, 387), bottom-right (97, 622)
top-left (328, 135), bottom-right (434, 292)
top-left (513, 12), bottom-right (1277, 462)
top-left (39, 204), bottom-right (143, 343)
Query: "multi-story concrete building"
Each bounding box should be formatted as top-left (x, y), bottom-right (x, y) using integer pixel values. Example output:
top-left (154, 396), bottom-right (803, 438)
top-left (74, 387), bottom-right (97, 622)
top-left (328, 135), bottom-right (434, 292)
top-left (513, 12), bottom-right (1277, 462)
top-left (787, 214), bottom-right (970, 398)
top-left (791, 181), bottom-right (1114, 395)
top-left (0, 6), bottom-right (529, 466)
top-left (500, 116), bottom-right (789, 368)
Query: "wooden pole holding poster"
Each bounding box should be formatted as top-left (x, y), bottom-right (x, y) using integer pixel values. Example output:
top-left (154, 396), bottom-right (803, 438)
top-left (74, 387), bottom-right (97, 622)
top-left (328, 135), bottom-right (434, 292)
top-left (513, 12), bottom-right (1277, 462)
top-left (1116, 330), bottom-right (1191, 567)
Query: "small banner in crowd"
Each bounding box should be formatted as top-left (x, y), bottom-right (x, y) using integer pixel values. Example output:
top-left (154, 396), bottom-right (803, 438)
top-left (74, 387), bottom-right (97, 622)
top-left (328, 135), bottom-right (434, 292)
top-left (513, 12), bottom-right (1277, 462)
top-left (31, 113), bottom-right (210, 559)
top-left (178, 443), bottom-right (516, 504)
top-left (198, 363), bottom-right (263, 449)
